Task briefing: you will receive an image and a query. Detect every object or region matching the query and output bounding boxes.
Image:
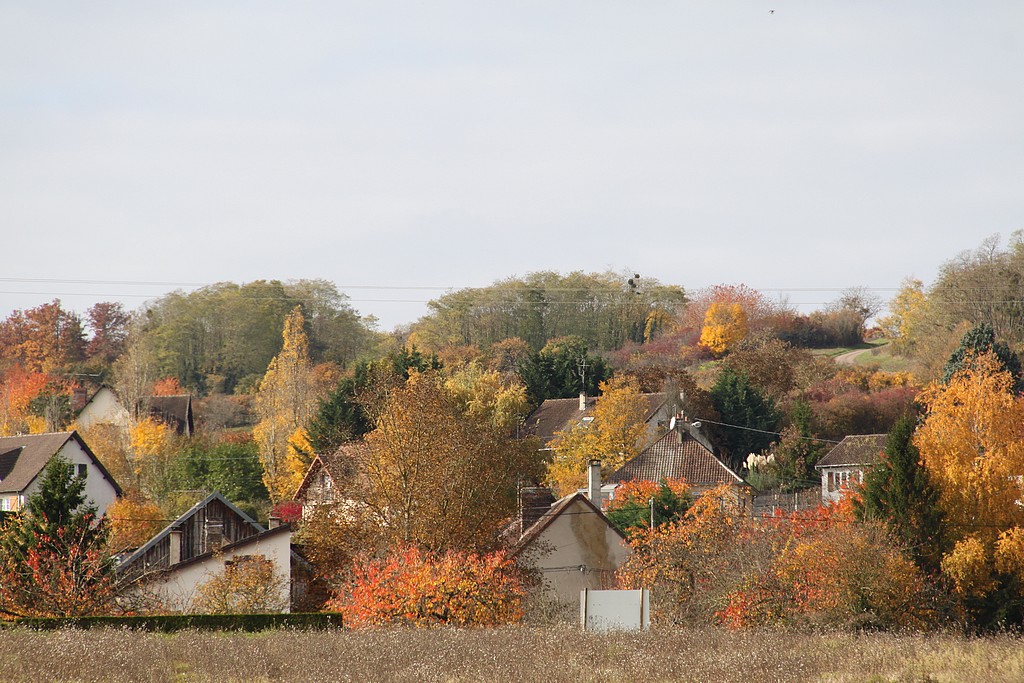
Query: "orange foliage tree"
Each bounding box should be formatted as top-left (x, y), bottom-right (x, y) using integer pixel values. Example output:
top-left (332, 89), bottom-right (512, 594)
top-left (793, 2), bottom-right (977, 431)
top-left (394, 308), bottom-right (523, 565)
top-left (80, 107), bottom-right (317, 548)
top-left (151, 376), bottom-right (185, 396)
top-left (717, 504), bottom-right (929, 630)
top-left (617, 484), bottom-right (747, 623)
top-left (328, 546), bottom-right (526, 627)
top-left (914, 352), bottom-right (1024, 601)
top-left (0, 366), bottom-right (53, 435)
top-left (105, 495), bottom-right (166, 553)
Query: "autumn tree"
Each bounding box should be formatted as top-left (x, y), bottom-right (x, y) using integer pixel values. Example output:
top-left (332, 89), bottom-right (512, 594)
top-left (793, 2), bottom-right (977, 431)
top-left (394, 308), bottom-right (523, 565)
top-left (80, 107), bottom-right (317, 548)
top-left (547, 375), bottom-right (650, 496)
top-left (915, 352), bottom-right (1024, 614)
top-left (722, 336), bottom-right (815, 399)
top-left (699, 302), bottom-right (748, 355)
top-left (0, 366), bottom-right (53, 435)
top-left (193, 555), bottom-right (289, 614)
top-left (0, 300), bottom-right (85, 373)
top-left (254, 306), bottom-right (324, 502)
top-left (305, 346), bottom-right (441, 455)
top-left (617, 484), bottom-right (747, 624)
top-left (112, 317), bottom-right (158, 423)
top-left (356, 370), bottom-right (544, 552)
top-left (879, 278), bottom-right (928, 356)
top-left (443, 364), bottom-right (531, 433)
top-left (85, 301), bottom-right (130, 365)
top-left (106, 494), bottom-right (166, 553)
top-left (328, 546), bottom-right (526, 627)
top-left (0, 457), bottom-right (116, 618)
top-left (718, 512), bottom-right (931, 630)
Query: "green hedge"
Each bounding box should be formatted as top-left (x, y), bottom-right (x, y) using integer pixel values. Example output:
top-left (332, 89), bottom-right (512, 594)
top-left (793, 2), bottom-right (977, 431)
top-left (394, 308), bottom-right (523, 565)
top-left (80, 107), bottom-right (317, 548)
top-left (3, 612), bottom-right (343, 632)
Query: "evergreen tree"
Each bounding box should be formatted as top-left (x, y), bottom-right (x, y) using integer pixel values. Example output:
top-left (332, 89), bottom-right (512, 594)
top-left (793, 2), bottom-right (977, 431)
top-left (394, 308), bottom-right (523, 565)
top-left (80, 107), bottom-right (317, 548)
top-left (0, 457), bottom-right (115, 617)
top-left (519, 336), bottom-right (609, 405)
top-left (942, 322), bottom-right (1023, 393)
top-left (709, 367), bottom-right (781, 471)
top-left (606, 479), bottom-right (692, 536)
top-left (856, 415), bottom-right (945, 573)
top-left (773, 397), bottom-right (826, 490)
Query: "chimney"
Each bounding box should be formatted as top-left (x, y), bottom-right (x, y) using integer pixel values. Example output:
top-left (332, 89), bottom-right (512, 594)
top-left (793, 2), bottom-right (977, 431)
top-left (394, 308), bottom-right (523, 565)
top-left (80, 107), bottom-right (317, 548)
top-left (579, 391), bottom-right (587, 412)
top-left (519, 486), bottom-right (556, 536)
top-left (168, 529), bottom-right (183, 565)
top-left (71, 386), bottom-right (88, 412)
top-left (588, 459), bottom-right (602, 506)
top-left (268, 515), bottom-right (282, 530)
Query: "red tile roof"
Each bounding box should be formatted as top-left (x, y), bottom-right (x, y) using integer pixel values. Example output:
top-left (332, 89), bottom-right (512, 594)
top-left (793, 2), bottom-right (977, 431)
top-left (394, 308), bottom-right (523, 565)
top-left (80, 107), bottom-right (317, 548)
top-left (606, 428), bottom-right (743, 486)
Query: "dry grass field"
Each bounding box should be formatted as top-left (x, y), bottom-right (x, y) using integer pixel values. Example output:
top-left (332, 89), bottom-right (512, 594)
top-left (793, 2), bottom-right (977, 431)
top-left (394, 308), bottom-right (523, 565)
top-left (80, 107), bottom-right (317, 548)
top-left (0, 625), bottom-right (1022, 683)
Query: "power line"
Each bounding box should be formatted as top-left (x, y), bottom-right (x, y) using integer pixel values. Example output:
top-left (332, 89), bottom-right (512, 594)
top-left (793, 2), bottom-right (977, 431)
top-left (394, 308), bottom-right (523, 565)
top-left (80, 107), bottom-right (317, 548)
top-left (691, 417), bottom-right (842, 445)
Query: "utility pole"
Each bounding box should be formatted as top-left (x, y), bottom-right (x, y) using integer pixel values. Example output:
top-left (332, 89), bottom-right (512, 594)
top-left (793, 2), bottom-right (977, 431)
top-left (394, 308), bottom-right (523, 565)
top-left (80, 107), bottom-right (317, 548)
top-left (577, 356), bottom-right (589, 393)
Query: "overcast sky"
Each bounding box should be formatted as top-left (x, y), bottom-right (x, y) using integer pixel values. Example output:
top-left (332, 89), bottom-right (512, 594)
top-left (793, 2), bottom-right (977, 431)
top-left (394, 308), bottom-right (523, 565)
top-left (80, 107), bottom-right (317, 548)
top-left (2, 2), bottom-right (1022, 330)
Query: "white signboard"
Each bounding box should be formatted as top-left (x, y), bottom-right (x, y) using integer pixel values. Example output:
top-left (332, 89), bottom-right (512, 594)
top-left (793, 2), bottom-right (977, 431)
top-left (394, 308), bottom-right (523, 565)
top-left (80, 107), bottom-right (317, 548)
top-left (580, 588), bottom-right (650, 631)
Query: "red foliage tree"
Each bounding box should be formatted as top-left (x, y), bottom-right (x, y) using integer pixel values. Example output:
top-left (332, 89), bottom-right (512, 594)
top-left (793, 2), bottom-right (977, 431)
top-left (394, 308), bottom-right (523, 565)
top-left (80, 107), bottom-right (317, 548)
top-left (328, 546), bottom-right (526, 627)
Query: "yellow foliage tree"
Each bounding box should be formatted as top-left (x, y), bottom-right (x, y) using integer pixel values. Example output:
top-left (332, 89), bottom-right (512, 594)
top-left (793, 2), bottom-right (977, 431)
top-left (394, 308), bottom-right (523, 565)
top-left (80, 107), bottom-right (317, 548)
top-left (358, 370), bottom-right (543, 552)
top-left (547, 376), bottom-right (649, 497)
top-left (193, 555), bottom-right (288, 614)
top-left (106, 494), bottom-right (166, 553)
top-left (915, 351), bottom-right (1024, 597)
top-left (699, 302), bottom-right (748, 355)
top-left (878, 277), bottom-right (928, 356)
top-left (254, 306), bottom-right (323, 502)
top-left (443, 364), bottom-right (531, 434)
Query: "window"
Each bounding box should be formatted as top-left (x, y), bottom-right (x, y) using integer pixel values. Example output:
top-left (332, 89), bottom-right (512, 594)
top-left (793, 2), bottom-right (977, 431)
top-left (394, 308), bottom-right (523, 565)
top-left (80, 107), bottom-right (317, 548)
top-left (76, 464), bottom-right (88, 479)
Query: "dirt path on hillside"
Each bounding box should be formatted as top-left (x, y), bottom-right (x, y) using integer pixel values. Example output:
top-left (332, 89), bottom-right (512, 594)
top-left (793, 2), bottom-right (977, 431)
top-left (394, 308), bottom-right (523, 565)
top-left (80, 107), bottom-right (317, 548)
top-left (834, 348), bottom-right (871, 366)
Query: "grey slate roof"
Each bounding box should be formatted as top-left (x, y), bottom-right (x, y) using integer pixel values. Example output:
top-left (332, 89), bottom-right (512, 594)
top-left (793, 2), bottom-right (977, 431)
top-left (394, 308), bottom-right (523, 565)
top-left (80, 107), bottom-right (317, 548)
top-left (815, 434), bottom-right (887, 468)
top-left (0, 431), bottom-right (122, 496)
top-left (606, 428), bottom-right (743, 486)
top-left (521, 393), bottom-right (667, 443)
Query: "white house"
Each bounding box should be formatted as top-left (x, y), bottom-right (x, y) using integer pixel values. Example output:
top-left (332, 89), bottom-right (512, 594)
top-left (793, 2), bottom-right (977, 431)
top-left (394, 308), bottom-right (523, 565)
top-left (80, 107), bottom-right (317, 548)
top-left (511, 489), bottom-right (631, 613)
top-left (117, 492), bottom-right (303, 613)
top-left (0, 431), bottom-right (121, 515)
top-left (815, 434), bottom-right (887, 504)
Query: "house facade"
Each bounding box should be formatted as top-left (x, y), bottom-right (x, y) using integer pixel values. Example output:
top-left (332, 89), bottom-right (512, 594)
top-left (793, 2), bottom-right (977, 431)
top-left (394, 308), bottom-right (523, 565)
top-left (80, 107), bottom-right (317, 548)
top-left (511, 491), bottom-right (631, 612)
top-left (75, 386), bottom-right (194, 436)
top-left (815, 434), bottom-right (887, 504)
top-left (117, 492), bottom-right (303, 613)
top-left (0, 431), bottom-right (121, 515)
top-left (293, 443), bottom-right (362, 518)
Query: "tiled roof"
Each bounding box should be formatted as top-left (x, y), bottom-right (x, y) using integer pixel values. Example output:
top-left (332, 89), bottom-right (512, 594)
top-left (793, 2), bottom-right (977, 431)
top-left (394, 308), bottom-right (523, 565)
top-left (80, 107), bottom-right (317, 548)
top-left (512, 492), bottom-right (624, 555)
top-left (521, 393), bottom-right (667, 443)
top-left (606, 428), bottom-right (743, 486)
top-left (0, 431), bottom-right (122, 496)
top-left (815, 434), bottom-right (887, 468)
top-left (149, 395), bottom-right (193, 435)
